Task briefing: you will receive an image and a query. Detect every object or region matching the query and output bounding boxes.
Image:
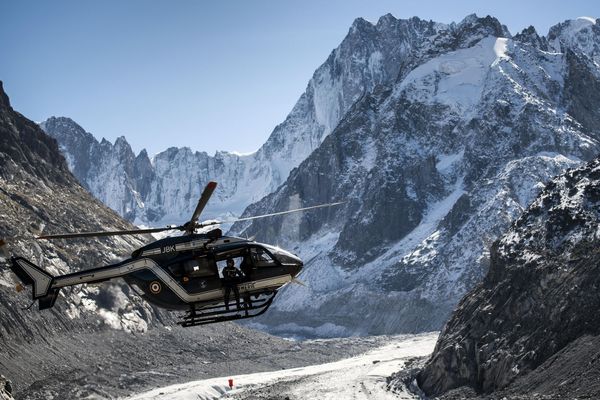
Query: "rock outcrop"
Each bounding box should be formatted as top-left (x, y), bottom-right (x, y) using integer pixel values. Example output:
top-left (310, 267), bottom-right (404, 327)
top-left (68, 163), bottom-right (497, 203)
top-left (0, 375), bottom-right (12, 400)
top-left (418, 155), bottom-right (600, 397)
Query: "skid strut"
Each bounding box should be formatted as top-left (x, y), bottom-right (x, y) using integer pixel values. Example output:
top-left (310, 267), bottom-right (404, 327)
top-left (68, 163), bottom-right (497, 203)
top-left (178, 291), bottom-right (277, 327)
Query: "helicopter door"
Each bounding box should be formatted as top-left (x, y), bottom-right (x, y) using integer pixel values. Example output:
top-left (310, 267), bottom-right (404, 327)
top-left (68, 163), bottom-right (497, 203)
top-left (175, 255), bottom-right (220, 294)
top-left (214, 249), bottom-right (253, 280)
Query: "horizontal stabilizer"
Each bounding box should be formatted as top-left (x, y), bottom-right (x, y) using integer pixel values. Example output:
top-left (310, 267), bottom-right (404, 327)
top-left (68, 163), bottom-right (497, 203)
top-left (10, 257), bottom-right (55, 303)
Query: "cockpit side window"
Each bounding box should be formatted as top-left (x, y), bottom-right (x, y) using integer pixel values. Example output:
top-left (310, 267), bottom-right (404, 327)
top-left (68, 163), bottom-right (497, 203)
top-left (185, 256), bottom-right (218, 277)
top-left (167, 255), bottom-right (218, 279)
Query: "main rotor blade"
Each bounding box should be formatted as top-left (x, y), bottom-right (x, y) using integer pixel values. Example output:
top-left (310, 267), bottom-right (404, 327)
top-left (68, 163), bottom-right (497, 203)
top-left (216, 201), bottom-right (345, 225)
top-left (36, 225), bottom-right (182, 240)
top-left (190, 181), bottom-right (218, 224)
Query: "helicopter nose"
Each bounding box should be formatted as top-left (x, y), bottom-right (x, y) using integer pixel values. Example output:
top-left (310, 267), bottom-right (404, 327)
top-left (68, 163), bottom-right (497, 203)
top-left (289, 261), bottom-right (303, 278)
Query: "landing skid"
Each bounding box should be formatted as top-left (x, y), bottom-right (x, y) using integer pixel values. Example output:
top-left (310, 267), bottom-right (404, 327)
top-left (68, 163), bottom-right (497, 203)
top-left (178, 291), bottom-right (277, 327)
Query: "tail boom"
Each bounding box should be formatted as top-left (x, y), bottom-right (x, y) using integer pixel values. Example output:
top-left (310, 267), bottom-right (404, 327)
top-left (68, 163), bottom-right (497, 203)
top-left (9, 257), bottom-right (138, 310)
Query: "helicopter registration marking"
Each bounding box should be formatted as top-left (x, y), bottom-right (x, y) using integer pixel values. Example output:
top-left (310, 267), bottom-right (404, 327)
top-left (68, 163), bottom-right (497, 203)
top-left (238, 282), bottom-right (256, 291)
top-left (161, 245), bottom-right (176, 254)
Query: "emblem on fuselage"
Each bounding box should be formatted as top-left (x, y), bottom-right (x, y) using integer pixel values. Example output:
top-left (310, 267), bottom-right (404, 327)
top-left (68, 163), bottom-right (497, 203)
top-left (149, 281), bottom-right (162, 294)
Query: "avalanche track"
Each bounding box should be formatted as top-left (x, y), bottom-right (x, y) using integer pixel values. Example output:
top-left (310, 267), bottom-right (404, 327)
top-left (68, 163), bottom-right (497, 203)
top-left (127, 333), bottom-right (438, 400)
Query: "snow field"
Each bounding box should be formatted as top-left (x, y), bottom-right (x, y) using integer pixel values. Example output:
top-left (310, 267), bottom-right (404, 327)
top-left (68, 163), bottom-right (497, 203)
top-left (126, 332), bottom-right (438, 400)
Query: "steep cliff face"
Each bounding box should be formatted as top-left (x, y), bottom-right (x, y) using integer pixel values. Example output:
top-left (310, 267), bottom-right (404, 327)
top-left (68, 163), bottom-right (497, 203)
top-left (418, 155), bottom-right (600, 397)
top-left (231, 15), bottom-right (600, 337)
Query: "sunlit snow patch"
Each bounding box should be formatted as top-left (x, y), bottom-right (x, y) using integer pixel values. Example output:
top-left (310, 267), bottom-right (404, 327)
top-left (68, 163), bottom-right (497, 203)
top-left (126, 332), bottom-right (438, 400)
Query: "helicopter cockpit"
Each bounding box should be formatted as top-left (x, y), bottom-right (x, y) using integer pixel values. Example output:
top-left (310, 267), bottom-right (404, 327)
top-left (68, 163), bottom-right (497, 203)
top-left (260, 244), bottom-right (302, 266)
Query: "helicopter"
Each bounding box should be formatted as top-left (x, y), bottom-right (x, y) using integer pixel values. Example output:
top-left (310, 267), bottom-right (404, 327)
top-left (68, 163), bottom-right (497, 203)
top-left (5, 181), bottom-right (342, 327)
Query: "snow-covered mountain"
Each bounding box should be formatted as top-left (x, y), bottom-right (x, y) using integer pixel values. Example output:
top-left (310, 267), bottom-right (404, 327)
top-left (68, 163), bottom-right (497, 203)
top-left (42, 14), bottom-right (436, 225)
top-left (231, 15), bottom-right (600, 337)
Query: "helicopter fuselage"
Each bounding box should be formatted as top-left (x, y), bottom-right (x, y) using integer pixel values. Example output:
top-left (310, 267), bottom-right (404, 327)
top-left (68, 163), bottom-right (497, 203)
top-left (123, 233), bottom-right (303, 310)
top-left (10, 232), bottom-right (303, 315)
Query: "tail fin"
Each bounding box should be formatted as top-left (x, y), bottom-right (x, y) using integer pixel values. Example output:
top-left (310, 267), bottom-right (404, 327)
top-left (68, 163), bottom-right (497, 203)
top-left (10, 257), bottom-right (60, 310)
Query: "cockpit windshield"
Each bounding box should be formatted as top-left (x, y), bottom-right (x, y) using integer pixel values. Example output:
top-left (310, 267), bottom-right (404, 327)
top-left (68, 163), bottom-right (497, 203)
top-left (262, 244), bottom-right (302, 265)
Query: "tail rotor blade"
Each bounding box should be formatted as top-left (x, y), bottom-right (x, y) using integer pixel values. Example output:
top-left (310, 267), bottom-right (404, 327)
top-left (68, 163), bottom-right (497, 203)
top-left (292, 278), bottom-right (308, 287)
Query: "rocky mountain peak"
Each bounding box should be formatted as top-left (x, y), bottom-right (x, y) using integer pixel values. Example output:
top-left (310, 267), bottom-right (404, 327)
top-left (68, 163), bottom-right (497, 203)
top-left (113, 135), bottom-right (136, 160)
top-left (41, 116), bottom-right (88, 138)
top-left (0, 82), bottom-right (10, 109)
top-left (114, 135), bottom-right (130, 148)
top-left (375, 13), bottom-right (398, 27)
top-left (548, 16), bottom-right (600, 62)
top-left (350, 16), bottom-right (374, 32)
top-left (452, 13), bottom-right (511, 47)
top-left (514, 25), bottom-right (548, 50)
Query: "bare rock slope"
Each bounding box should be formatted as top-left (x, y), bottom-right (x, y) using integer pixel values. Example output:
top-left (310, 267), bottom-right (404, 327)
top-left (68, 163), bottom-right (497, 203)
top-left (417, 155), bottom-right (600, 398)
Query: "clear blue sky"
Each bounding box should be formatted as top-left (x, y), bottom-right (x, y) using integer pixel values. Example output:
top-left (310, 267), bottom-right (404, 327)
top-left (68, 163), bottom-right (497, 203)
top-left (0, 0), bottom-right (598, 156)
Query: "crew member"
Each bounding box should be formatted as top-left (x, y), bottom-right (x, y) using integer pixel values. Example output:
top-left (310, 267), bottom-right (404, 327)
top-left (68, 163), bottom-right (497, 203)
top-left (223, 258), bottom-right (242, 311)
top-left (240, 256), bottom-right (252, 280)
top-left (239, 256), bottom-right (253, 315)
